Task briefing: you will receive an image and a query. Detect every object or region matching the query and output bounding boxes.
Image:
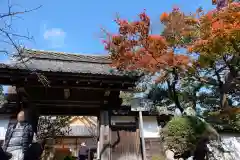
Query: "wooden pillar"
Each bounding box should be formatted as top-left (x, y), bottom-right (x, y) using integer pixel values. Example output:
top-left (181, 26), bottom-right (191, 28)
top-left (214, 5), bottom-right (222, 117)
top-left (99, 111), bottom-right (111, 160)
top-left (97, 116), bottom-right (100, 160)
top-left (23, 104), bottom-right (39, 133)
top-left (16, 86), bottom-right (40, 133)
top-left (88, 149), bottom-right (91, 160)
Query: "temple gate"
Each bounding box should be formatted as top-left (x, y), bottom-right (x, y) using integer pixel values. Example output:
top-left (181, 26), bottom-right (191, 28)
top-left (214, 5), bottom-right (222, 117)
top-left (0, 49), bottom-right (140, 160)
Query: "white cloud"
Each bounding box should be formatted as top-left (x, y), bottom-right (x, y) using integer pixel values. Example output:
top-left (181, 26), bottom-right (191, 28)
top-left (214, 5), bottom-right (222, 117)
top-left (43, 28), bottom-right (66, 48)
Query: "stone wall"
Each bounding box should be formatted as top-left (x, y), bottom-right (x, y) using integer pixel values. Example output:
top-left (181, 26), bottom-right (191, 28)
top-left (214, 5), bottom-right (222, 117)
top-left (208, 133), bottom-right (240, 160)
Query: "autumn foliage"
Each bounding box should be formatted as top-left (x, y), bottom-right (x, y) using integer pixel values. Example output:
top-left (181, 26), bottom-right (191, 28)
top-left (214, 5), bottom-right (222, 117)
top-left (103, 1), bottom-right (239, 74)
top-left (101, 2), bottom-right (239, 157)
top-left (102, 7), bottom-right (202, 112)
top-left (103, 8), bottom-right (196, 76)
top-left (102, 1), bottom-right (240, 112)
top-left (188, 2), bottom-right (240, 67)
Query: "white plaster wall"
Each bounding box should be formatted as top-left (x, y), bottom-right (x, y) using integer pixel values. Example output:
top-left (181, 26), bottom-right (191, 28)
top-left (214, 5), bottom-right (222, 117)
top-left (111, 116), bottom-right (160, 138)
top-left (142, 116), bottom-right (159, 138)
top-left (0, 116), bottom-right (10, 140)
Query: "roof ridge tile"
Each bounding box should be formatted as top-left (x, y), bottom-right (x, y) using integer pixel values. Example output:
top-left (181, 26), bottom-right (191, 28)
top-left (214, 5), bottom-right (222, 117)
top-left (24, 49), bottom-right (109, 57)
top-left (22, 49), bottom-right (111, 64)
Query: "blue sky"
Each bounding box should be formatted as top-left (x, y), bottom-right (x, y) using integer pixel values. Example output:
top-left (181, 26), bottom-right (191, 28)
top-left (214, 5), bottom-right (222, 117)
top-left (0, 0), bottom-right (215, 93)
top-left (0, 0), bottom-right (214, 58)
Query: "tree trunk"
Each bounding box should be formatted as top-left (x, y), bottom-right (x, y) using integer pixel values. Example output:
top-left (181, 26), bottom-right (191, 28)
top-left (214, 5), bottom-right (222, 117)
top-left (172, 69), bottom-right (184, 113)
top-left (220, 92), bottom-right (229, 109)
top-left (173, 89), bottom-right (184, 113)
top-left (167, 80), bottom-right (184, 113)
top-left (193, 138), bottom-right (208, 160)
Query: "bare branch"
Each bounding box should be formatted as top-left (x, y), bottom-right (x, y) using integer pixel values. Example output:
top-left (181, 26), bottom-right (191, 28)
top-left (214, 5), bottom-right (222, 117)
top-left (0, 1), bottom-right (42, 56)
top-left (0, 5), bottom-right (42, 19)
top-left (0, 2), bottom-right (50, 86)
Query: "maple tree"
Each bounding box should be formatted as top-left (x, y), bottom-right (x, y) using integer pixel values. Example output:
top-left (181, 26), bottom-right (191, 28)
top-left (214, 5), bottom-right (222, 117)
top-left (102, 1), bottom-right (239, 159)
top-left (188, 2), bottom-right (240, 109)
top-left (103, 8), bottom-right (199, 112)
top-left (103, 1), bottom-right (239, 112)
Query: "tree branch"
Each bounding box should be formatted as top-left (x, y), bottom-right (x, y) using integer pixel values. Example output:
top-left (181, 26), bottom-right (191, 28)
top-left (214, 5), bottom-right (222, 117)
top-left (0, 5), bottom-right (42, 19)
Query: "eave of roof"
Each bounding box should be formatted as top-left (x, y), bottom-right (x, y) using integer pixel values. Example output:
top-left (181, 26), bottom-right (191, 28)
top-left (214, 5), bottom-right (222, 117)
top-left (0, 49), bottom-right (139, 80)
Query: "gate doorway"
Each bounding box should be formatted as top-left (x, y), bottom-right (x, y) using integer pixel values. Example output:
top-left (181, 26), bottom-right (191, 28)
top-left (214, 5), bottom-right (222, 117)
top-left (0, 49), bottom-right (139, 160)
top-left (111, 130), bottom-right (141, 159)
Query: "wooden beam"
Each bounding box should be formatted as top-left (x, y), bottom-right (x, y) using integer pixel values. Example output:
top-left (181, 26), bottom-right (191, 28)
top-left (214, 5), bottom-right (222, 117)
top-left (39, 109), bottom-right (100, 116)
top-left (0, 68), bottom-right (138, 84)
top-left (2, 80), bottom-right (133, 90)
top-left (5, 101), bottom-right (101, 108)
top-left (21, 84), bottom-right (134, 91)
top-left (29, 100), bottom-right (103, 105)
top-left (0, 71), bottom-right (136, 90)
top-left (36, 103), bottom-right (100, 108)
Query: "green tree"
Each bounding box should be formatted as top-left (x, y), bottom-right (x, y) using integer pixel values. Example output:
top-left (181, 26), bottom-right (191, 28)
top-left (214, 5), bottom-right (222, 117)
top-left (37, 116), bottom-right (71, 142)
top-left (37, 116), bottom-right (71, 159)
top-left (187, 2), bottom-right (240, 109)
top-left (120, 91), bottom-right (134, 106)
top-left (161, 116), bottom-right (218, 159)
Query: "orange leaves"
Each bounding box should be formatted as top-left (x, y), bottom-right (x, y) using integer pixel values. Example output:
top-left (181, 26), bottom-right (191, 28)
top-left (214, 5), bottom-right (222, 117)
top-left (184, 17), bottom-right (199, 25)
top-left (102, 8), bottom-right (194, 78)
top-left (148, 35), bottom-right (166, 42)
top-left (211, 20), bottom-right (225, 35)
top-left (158, 51), bottom-right (190, 68)
top-left (188, 1), bottom-right (240, 59)
top-left (212, 0), bottom-right (217, 5)
top-left (111, 35), bottom-right (123, 45)
top-left (123, 51), bottom-right (134, 59)
top-left (160, 12), bottom-right (169, 22)
top-left (115, 19), bottom-right (132, 35)
top-left (204, 10), bottom-right (215, 21)
top-left (114, 11), bottom-right (150, 36)
top-left (187, 46), bottom-right (193, 53)
top-left (210, 107), bottom-right (240, 119)
top-left (102, 1), bottom-right (240, 79)
top-left (160, 8), bottom-right (198, 48)
top-left (147, 35), bottom-right (167, 56)
top-left (208, 2), bottom-right (240, 35)
top-left (139, 11), bottom-right (150, 25)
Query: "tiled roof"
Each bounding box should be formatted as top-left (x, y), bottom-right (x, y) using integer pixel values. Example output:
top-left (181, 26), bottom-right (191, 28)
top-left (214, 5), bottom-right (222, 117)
top-left (0, 49), bottom-right (125, 76)
top-left (20, 49), bottom-right (111, 63)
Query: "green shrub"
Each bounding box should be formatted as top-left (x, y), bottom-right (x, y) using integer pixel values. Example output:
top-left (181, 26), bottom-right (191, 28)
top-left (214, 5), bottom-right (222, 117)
top-left (205, 110), bottom-right (240, 132)
top-left (161, 116), bottom-right (216, 157)
top-left (151, 155), bottom-right (165, 160)
top-left (64, 156), bottom-right (74, 160)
